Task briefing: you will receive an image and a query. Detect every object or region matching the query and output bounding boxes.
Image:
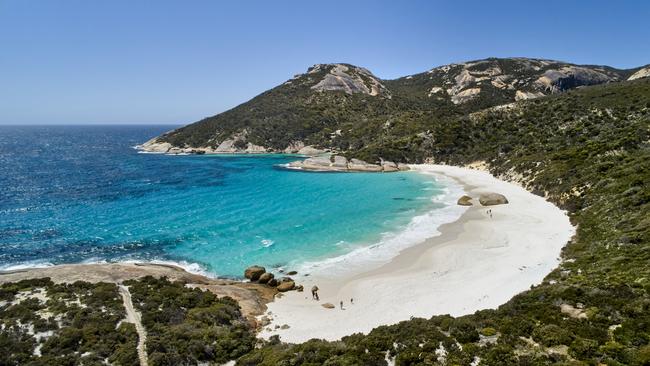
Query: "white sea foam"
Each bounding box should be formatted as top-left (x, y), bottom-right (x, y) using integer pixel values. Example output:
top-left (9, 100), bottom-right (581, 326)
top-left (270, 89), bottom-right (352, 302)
top-left (134, 259), bottom-right (216, 277)
top-left (136, 150), bottom-right (165, 154)
top-left (79, 258), bottom-right (218, 278)
top-left (261, 239), bottom-right (275, 248)
top-left (0, 260), bottom-right (54, 271)
top-left (296, 173), bottom-right (467, 278)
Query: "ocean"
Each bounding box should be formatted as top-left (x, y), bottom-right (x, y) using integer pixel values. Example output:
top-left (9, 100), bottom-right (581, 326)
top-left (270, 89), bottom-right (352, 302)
top-left (0, 125), bottom-right (463, 277)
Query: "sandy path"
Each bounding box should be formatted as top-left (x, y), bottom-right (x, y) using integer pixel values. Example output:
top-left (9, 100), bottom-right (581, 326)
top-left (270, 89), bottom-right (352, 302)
top-left (259, 164), bottom-right (575, 342)
top-left (118, 285), bottom-right (148, 366)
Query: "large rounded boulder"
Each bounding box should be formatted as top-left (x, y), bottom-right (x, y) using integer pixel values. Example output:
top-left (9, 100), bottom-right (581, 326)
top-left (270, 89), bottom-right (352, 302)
top-left (479, 193), bottom-right (509, 206)
top-left (244, 265), bottom-right (266, 281)
top-left (277, 280), bottom-right (295, 292)
top-left (257, 272), bottom-right (274, 284)
top-left (457, 195), bottom-right (473, 206)
top-left (267, 278), bottom-right (279, 287)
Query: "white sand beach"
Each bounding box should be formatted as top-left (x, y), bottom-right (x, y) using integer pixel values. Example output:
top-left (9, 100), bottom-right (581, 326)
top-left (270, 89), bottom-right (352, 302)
top-left (259, 164), bottom-right (576, 343)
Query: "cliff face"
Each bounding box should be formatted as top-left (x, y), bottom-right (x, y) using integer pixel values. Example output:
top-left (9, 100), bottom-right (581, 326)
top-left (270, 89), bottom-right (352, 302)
top-left (139, 58), bottom-right (648, 159)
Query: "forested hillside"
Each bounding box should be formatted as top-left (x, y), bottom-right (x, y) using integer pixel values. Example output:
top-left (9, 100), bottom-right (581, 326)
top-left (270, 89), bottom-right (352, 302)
top-left (236, 78), bottom-right (650, 365)
top-left (142, 58), bottom-right (646, 158)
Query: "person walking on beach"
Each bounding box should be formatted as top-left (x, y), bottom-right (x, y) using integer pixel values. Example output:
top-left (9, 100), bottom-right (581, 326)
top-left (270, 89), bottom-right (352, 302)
top-left (340, 300), bottom-right (344, 309)
top-left (350, 298), bottom-right (354, 305)
top-left (311, 285), bottom-right (319, 300)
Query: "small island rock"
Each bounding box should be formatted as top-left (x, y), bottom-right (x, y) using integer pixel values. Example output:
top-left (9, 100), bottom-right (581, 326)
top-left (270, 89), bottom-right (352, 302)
top-left (322, 303), bottom-right (335, 309)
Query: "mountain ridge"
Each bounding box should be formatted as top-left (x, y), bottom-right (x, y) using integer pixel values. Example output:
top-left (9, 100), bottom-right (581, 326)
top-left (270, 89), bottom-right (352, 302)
top-left (139, 57), bottom-right (649, 160)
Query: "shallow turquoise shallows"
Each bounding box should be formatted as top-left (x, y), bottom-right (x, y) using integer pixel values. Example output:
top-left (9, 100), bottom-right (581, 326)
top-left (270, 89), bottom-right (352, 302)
top-left (0, 126), bottom-right (449, 277)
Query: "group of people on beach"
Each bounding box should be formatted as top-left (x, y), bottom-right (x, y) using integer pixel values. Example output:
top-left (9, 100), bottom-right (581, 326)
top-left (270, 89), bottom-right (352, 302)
top-left (311, 285), bottom-right (353, 309)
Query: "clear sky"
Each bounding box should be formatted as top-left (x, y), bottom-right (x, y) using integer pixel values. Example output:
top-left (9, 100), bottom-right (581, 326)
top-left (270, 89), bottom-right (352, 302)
top-left (1, 0), bottom-right (649, 125)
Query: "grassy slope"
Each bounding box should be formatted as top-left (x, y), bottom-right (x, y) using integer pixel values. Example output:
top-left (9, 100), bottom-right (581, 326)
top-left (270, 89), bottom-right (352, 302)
top-left (237, 79), bottom-right (650, 365)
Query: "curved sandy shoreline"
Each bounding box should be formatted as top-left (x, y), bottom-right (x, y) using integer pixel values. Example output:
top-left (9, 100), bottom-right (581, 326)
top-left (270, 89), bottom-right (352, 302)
top-left (0, 164), bottom-right (576, 343)
top-left (258, 164), bottom-right (575, 343)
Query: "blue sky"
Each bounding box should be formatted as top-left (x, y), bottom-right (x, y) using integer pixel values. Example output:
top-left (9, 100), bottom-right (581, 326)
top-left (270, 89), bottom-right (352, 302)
top-left (1, 0), bottom-right (649, 125)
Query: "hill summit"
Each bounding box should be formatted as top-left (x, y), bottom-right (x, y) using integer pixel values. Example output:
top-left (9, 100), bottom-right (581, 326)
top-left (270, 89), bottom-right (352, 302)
top-left (139, 57), bottom-right (648, 159)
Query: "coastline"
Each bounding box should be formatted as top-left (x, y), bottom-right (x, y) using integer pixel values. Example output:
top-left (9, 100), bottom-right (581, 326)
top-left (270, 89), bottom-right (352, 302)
top-left (258, 164), bottom-right (575, 343)
top-left (0, 163), bottom-right (576, 344)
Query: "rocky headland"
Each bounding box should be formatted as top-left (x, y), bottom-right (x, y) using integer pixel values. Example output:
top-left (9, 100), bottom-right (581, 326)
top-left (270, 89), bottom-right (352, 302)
top-left (0, 262), bottom-right (277, 329)
top-left (286, 155), bottom-right (409, 172)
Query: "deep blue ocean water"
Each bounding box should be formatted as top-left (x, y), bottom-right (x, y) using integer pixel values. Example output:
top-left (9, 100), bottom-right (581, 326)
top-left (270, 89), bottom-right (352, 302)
top-left (0, 125), bottom-right (451, 277)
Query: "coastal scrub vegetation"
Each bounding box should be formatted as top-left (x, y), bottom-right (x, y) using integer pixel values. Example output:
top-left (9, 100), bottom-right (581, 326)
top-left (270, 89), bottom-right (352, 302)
top-left (0, 278), bottom-right (138, 365)
top-left (0, 276), bottom-right (254, 366)
top-left (124, 276), bottom-right (255, 365)
top-left (236, 78), bottom-right (650, 364)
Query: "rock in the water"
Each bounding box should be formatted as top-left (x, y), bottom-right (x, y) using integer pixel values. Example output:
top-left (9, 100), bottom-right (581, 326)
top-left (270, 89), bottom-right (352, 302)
top-left (280, 276), bottom-right (293, 283)
top-left (299, 156), bottom-right (341, 171)
top-left (322, 303), bottom-right (335, 309)
top-left (381, 161), bottom-right (399, 172)
top-left (138, 139), bottom-right (172, 153)
top-left (331, 155), bottom-right (348, 168)
top-left (348, 158), bottom-right (382, 172)
top-left (479, 193), bottom-right (509, 206)
top-left (258, 272), bottom-right (274, 284)
top-left (244, 265), bottom-right (266, 281)
top-left (277, 280), bottom-right (295, 292)
top-left (295, 285), bottom-right (304, 292)
top-left (267, 278), bottom-right (278, 287)
top-left (288, 155), bottom-right (403, 173)
top-left (286, 270), bottom-right (297, 275)
top-left (397, 163), bottom-right (410, 171)
top-left (457, 195), bottom-right (473, 206)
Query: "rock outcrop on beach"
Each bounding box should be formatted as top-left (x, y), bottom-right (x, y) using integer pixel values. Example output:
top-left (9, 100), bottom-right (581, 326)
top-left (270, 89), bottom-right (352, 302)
top-left (479, 192), bottom-right (509, 206)
top-left (242, 266), bottom-right (303, 292)
top-left (457, 195), bottom-right (474, 206)
top-left (276, 280), bottom-right (295, 292)
top-left (258, 272), bottom-right (274, 284)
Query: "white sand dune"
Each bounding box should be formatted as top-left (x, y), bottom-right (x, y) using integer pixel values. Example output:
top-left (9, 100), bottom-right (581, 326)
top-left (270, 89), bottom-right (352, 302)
top-left (259, 164), bottom-right (575, 343)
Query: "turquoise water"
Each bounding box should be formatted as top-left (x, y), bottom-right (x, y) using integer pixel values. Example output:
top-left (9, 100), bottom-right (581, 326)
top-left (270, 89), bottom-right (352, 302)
top-left (0, 126), bottom-right (450, 277)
